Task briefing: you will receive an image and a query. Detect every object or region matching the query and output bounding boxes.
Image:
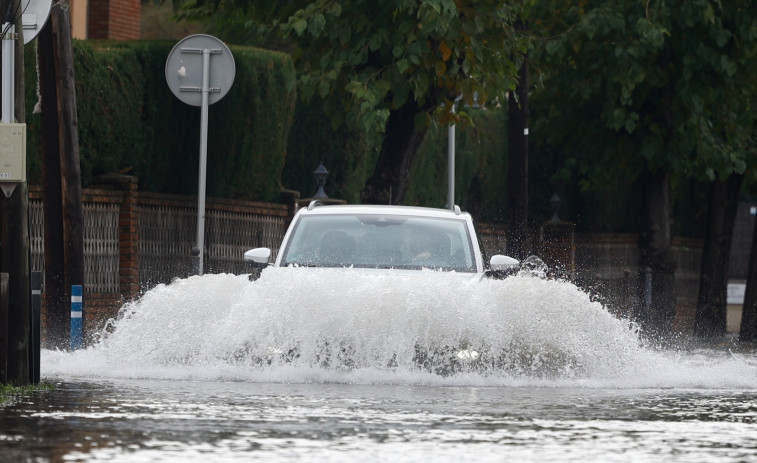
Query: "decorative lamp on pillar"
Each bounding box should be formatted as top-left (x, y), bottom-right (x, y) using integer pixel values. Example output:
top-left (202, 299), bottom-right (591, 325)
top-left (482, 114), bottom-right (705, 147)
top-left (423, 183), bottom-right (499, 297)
top-left (313, 162), bottom-right (329, 199)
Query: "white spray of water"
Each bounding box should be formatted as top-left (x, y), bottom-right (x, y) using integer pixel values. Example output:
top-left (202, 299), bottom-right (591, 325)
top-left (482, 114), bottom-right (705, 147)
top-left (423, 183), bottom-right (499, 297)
top-left (43, 268), bottom-right (757, 388)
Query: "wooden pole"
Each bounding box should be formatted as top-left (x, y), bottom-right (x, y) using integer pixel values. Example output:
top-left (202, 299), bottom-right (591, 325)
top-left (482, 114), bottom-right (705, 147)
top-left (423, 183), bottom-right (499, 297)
top-left (1, 183), bottom-right (30, 385)
top-left (38, 15), bottom-right (68, 349)
top-left (0, 273), bottom-right (7, 384)
top-left (0, 0), bottom-right (30, 386)
top-left (52, 0), bottom-right (85, 341)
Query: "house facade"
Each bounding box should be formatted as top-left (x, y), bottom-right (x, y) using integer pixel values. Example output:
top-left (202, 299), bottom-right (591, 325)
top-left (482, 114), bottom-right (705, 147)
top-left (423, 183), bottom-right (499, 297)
top-left (71, 0), bottom-right (140, 40)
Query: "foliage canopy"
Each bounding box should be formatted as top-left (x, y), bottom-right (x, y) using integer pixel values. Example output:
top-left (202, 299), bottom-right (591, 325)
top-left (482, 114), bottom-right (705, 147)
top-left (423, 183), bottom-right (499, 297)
top-left (174, 0), bottom-right (531, 133)
top-left (531, 0), bottom-right (757, 187)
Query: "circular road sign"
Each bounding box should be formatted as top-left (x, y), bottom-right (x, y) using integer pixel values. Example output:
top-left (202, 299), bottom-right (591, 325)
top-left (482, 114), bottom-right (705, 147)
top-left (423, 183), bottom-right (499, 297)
top-left (165, 34), bottom-right (236, 107)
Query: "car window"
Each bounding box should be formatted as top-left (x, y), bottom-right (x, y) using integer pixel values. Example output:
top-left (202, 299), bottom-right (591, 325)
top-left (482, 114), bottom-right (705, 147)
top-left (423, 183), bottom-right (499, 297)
top-left (280, 214), bottom-right (475, 272)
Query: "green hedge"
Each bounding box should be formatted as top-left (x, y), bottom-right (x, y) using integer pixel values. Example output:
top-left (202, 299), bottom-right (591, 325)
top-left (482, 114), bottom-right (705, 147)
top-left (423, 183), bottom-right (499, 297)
top-left (283, 97), bottom-right (379, 204)
top-left (19, 39), bottom-right (712, 233)
top-left (24, 40), bottom-right (296, 202)
top-left (282, 103), bottom-right (509, 219)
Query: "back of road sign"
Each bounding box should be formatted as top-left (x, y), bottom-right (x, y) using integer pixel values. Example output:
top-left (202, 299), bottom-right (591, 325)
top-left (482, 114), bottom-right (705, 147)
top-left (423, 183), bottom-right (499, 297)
top-left (165, 34), bottom-right (236, 107)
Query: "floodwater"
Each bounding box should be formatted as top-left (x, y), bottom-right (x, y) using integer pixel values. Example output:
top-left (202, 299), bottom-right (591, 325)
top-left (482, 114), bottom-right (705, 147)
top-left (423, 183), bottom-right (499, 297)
top-left (2, 268), bottom-right (757, 462)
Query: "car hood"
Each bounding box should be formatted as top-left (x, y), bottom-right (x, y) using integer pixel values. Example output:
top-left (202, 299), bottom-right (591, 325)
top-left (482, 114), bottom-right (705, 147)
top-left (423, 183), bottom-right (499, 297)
top-left (271, 265), bottom-right (484, 281)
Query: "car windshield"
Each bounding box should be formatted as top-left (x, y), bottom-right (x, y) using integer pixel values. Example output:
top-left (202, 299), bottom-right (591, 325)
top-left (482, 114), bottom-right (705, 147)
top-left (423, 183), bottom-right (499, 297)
top-left (280, 213), bottom-right (476, 272)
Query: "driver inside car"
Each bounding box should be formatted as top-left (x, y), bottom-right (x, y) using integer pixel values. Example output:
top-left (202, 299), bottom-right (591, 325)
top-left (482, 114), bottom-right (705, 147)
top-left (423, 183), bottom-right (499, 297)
top-left (409, 231), bottom-right (451, 267)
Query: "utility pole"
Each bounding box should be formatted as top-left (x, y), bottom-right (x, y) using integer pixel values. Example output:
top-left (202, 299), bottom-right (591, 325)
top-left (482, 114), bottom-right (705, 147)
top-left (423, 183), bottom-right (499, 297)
top-left (37, 0), bottom-right (83, 349)
top-left (0, 0), bottom-right (29, 386)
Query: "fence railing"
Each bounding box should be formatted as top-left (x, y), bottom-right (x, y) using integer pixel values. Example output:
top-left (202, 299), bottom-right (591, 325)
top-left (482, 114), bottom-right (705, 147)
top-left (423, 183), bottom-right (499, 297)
top-left (137, 203), bottom-right (287, 288)
top-left (29, 183), bottom-right (291, 301)
top-left (29, 199), bottom-right (121, 294)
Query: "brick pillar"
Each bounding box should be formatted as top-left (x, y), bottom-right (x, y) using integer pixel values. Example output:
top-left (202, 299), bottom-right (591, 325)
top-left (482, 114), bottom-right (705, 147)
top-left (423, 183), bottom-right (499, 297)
top-left (91, 174), bottom-right (140, 301)
top-left (539, 221), bottom-right (575, 280)
top-left (118, 176), bottom-right (140, 301)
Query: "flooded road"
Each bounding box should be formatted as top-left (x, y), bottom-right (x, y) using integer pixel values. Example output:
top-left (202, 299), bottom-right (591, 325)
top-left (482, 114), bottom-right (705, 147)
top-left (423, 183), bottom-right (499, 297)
top-left (2, 270), bottom-right (757, 461)
top-left (3, 378), bottom-right (756, 462)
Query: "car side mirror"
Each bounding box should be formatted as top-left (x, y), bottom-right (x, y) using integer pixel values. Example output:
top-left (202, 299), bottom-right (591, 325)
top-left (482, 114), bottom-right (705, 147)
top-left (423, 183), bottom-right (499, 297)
top-left (485, 255), bottom-right (520, 279)
top-left (489, 255), bottom-right (519, 272)
top-left (244, 247), bottom-right (271, 266)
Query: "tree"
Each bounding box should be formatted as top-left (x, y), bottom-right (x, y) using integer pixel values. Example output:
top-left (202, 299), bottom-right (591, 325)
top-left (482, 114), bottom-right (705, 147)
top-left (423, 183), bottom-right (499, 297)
top-left (174, 0), bottom-right (531, 204)
top-left (741, 209), bottom-right (757, 343)
top-left (695, 173), bottom-right (744, 339)
top-left (530, 0), bottom-right (757, 335)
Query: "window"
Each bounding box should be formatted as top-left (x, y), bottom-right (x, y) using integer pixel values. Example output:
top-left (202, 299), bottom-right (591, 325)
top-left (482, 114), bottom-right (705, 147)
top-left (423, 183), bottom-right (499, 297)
top-left (280, 214), bottom-right (475, 272)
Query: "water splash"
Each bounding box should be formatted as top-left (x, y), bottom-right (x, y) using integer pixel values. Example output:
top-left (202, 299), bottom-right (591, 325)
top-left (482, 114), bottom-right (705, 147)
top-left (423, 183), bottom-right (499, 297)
top-left (43, 268), bottom-right (757, 388)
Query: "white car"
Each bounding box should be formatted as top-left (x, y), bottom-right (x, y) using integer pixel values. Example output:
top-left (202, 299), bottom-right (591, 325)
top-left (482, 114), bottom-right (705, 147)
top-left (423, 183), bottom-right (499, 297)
top-left (245, 201), bottom-right (519, 278)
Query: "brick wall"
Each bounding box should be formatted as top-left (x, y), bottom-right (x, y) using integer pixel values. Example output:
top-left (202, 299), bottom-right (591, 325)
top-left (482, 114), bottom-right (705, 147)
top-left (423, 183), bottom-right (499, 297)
top-left (87, 0), bottom-right (141, 40)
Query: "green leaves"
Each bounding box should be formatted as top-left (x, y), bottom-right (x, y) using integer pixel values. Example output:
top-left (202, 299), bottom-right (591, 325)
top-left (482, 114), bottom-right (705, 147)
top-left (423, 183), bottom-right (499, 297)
top-left (532, 0), bottom-right (757, 186)
top-left (172, 0), bottom-right (530, 138)
top-left (250, 0), bottom-right (529, 132)
top-left (292, 18), bottom-right (307, 35)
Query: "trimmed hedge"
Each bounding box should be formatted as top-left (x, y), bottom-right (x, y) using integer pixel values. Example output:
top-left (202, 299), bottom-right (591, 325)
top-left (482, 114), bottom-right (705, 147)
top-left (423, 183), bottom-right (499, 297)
top-left (20, 40), bottom-right (712, 233)
top-left (283, 97), bottom-right (379, 204)
top-left (24, 40), bottom-right (296, 202)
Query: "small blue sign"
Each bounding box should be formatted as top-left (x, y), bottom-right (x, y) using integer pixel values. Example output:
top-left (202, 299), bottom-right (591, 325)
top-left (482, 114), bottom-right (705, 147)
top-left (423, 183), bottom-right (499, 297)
top-left (70, 285), bottom-right (83, 350)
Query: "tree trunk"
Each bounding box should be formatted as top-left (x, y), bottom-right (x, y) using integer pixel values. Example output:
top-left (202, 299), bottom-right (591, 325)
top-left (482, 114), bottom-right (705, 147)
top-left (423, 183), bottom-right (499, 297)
top-left (694, 174), bottom-right (744, 339)
top-left (740, 209), bottom-right (757, 344)
top-left (38, 18), bottom-right (68, 349)
top-left (360, 98), bottom-right (429, 205)
top-left (637, 166), bottom-right (676, 336)
top-left (507, 57), bottom-right (530, 260)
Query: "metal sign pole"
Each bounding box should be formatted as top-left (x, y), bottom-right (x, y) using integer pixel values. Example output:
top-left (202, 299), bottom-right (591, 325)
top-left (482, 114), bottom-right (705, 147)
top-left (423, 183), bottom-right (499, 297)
top-left (447, 106), bottom-right (455, 211)
top-left (196, 48), bottom-right (211, 275)
top-left (165, 34), bottom-right (235, 277)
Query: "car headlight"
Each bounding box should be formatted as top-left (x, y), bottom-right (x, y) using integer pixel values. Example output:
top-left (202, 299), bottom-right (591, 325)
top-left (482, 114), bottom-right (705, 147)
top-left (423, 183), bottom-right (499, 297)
top-left (455, 349), bottom-right (480, 361)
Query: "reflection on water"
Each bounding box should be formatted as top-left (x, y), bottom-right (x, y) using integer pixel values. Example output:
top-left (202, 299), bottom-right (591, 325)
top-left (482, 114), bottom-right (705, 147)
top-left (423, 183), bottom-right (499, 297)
top-left (2, 270), bottom-right (756, 461)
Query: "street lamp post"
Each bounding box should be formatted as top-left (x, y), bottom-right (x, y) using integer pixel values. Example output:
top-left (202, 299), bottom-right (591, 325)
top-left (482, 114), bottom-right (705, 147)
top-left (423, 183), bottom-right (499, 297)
top-left (447, 103), bottom-right (456, 211)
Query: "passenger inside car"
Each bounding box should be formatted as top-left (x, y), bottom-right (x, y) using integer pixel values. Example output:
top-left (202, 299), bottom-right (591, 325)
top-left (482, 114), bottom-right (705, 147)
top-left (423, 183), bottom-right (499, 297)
top-left (318, 230), bottom-right (356, 266)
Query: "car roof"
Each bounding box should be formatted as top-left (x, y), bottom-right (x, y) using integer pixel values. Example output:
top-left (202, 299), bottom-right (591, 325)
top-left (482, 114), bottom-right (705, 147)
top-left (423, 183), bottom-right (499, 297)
top-left (298, 203), bottom-right (471, 220)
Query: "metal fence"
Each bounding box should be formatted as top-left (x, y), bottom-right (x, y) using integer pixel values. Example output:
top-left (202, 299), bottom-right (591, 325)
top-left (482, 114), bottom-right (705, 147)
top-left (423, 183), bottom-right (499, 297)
top-left (29, 199), bottom-right (121, 294)
top-left (205, 209), bottom-right (285, 274)
top-left (84, 203), bottom-right (120, 293)
top-left (138, 204), bottom-right (197, 288)
top-left (29, 200), bottom-right (44, 277)
top-left (30, 196), bottom-right (288, 295)
top-left (138, 204), bottom-right (287, 289)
